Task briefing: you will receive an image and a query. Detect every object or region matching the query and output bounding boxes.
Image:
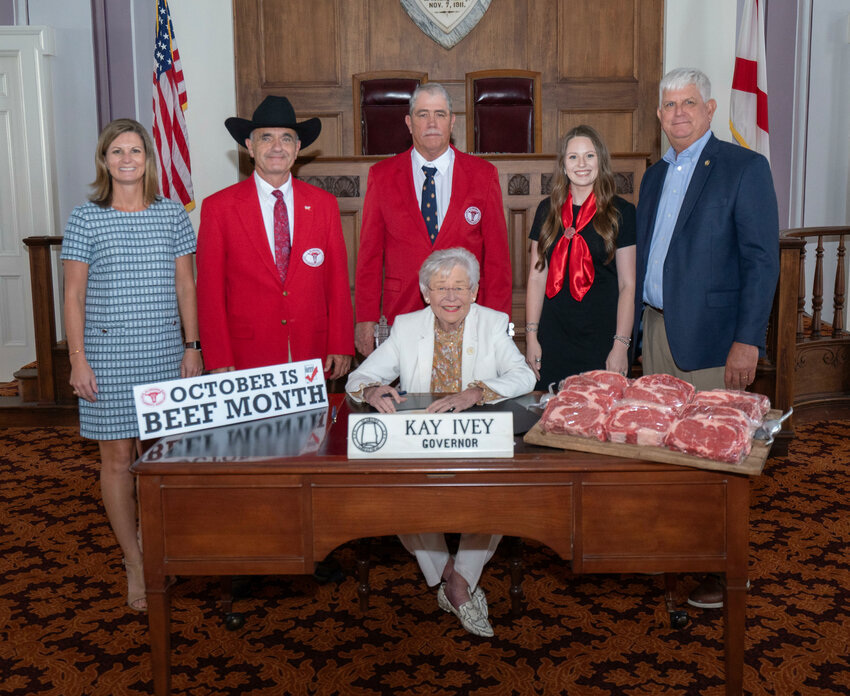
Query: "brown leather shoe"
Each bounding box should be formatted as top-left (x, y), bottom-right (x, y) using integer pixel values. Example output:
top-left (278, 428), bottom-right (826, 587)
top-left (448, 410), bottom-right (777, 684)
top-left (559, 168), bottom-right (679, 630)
top-left (687, 574), bottom-right (724, 609)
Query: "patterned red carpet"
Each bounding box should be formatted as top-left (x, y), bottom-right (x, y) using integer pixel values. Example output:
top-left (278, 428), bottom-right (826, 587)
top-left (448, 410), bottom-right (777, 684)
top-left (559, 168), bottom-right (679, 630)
top-left (1, 422), bottom-right (848, 695)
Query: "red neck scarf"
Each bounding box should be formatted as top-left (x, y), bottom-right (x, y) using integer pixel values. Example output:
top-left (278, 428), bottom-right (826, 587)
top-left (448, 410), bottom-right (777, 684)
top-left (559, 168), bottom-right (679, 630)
top-left (545, 191), bottom-right (597, 301)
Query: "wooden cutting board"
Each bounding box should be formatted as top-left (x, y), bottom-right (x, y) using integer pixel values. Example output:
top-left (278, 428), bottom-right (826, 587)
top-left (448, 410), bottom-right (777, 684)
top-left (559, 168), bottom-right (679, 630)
top-left (522, 409), bottom-right (780, 476)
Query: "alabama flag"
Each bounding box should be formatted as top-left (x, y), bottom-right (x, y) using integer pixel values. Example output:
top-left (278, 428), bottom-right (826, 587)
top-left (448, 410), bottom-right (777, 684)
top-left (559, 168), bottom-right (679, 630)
top-left (730, 0), bottom-right (770, 161)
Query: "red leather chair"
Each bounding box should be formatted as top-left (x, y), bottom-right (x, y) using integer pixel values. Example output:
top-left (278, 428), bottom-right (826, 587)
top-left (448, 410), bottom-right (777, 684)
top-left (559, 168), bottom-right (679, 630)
top-left (353, 71), bottom-right (427, 155)
top-left (465, 69), bottom-right (542, 153)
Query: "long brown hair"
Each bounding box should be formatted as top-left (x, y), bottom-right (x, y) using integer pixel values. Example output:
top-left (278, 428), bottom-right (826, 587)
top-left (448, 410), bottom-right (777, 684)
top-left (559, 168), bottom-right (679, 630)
top-left (534, 125), bottom-right (620, 270)
top-left (89, 119), bottom-right (160, 208)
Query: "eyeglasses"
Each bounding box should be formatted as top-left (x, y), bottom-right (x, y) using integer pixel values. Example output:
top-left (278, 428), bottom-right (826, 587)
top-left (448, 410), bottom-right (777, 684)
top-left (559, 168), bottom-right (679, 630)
top-left (428, 285), bottom-right (472, 296)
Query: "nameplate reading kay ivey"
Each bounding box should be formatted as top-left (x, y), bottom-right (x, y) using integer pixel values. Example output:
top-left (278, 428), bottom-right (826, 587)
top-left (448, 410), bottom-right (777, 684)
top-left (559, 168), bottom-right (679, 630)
top-left (133, 359), bottom-right (328, 440)
top-left (347, 412), bottom-right (513, 459)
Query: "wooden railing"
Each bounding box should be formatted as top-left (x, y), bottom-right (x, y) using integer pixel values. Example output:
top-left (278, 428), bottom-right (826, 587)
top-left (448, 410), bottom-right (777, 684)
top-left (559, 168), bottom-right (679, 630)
top-left (22, 236), bottom-right (66, 404)
top-left (762, 228), bottom-right (850, 438)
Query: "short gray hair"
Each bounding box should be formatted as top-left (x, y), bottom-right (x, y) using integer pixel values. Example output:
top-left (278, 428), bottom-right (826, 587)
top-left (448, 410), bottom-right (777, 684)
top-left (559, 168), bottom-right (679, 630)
top-left (419, 247), bottom-right (480, 295)
top-left (409, 82), bottom-right (453, 115)
top-left (659, 68), bottom-right (712, 105)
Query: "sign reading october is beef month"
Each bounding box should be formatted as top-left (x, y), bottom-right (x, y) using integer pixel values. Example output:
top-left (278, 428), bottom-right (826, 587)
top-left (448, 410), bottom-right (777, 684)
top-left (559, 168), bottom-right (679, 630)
top-left (400, 0), bottom-right (492, 49)
top-left (133, 359), bottom-right (328, 440)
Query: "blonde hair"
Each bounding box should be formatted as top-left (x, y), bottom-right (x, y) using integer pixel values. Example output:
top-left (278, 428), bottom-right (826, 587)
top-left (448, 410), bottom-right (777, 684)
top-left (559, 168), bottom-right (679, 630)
top-left (90, 119), bottom-right (160, 208)
top-left (535, 125), bottom-right (620, 270)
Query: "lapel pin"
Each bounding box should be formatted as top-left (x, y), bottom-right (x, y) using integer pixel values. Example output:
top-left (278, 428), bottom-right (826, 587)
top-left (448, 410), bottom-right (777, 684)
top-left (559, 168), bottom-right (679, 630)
top-left (704, 160), bottom-right (710, 166)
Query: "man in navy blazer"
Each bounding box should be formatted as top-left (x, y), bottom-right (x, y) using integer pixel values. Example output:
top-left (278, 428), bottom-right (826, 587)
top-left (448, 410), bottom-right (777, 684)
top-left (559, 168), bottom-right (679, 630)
top-left (634, 67), bottom-right (779, 393)
top-left (635, 68), bottom-right (779, 610)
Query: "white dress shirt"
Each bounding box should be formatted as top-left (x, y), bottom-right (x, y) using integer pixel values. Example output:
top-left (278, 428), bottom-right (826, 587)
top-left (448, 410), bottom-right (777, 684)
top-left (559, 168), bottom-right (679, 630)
top-left (253, 171), bottom-right (294, 256)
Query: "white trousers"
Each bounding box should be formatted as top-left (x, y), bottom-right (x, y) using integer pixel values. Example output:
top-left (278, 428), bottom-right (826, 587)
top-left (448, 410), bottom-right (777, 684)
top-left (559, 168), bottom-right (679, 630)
top-left (398, 533), bottom-right (502, 591)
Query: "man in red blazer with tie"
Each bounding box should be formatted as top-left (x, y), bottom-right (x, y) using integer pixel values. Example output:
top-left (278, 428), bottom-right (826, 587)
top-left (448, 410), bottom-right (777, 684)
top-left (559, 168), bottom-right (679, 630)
top-left (197, 96), bottom-right (354, 376)
top-left (354, 82), bottom-right (512, 356)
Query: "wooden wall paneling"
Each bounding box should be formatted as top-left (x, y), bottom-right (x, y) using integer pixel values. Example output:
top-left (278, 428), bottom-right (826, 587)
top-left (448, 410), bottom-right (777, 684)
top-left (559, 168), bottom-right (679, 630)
top-left (234, 0), bottom-right (662, 163)
top-left (559, 111), bottom-right (635, 153)
top-left (338, 208), bottom-right (360, 293)
top-left (303, 112), bottom-right (344, 159)
top-left (233, 0), bottom-right (263, 117)
top-left (635, 0), bottom-right (664, 157)
top-left (508, 207), bottom-right (530, 285)
top-left (557, 0), bottom-right (636, 79)
top-left (525, 1), bottom-right (559, 154)
top-left (367, 0), bottom-right (529, 80)
top-left (260, 0), bottom-right (339, 85)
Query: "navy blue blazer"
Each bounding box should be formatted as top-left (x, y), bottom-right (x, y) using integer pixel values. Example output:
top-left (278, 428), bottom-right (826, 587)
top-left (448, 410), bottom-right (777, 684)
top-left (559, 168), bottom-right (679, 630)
top-left (634, 134), bottom-right (779, 371)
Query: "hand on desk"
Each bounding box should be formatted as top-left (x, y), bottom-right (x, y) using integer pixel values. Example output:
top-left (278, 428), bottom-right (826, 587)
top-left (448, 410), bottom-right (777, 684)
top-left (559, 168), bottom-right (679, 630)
top-left (363, 385), bottom-right (407, 413)
top-left (427, 387), bottom-right (484, 414)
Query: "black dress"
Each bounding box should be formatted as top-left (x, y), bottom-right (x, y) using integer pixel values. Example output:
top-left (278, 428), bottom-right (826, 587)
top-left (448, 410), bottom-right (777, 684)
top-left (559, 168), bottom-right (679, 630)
top-left (528, 196), bottom-right (636, 390)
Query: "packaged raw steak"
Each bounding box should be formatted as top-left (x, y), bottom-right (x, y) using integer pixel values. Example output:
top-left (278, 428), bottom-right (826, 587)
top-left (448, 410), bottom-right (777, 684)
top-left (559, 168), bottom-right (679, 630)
top-left (577, 369), bottom-right (631, 392)
top-left (558, 373), bottom-right (626, 406)
top-left (665, 405), bottom-right (753, 463)
top-left (623, 373), bottom-right (695, 410)
top-left (691, 389), bottom-right (771, 424)
top-left (604, 401), bottom-right (678, 447)
top-left (540, 393), bottom-right (607, 441)
top-left (678, 404), bottom-right (759, 439)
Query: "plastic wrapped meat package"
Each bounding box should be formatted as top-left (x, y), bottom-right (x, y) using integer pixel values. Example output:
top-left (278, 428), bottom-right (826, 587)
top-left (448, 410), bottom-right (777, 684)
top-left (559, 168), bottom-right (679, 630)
top-left (540, 393), bottom-right (607, 441)
top-left (537, 369), bottom-right (773, 465)
top-left (665, 404), bottom-right (754, 463)
top-left (604, 401), bottom-right (679, 447)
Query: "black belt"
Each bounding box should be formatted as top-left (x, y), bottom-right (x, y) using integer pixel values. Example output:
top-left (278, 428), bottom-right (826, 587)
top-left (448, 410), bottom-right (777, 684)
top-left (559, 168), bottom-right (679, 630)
top-left (645, 304), bottom-right (664, 315)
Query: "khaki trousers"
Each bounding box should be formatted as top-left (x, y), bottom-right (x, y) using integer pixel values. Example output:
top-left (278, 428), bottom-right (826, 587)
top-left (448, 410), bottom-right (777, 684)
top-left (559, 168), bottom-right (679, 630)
top-left (641, 306), bottom-right (726, 391)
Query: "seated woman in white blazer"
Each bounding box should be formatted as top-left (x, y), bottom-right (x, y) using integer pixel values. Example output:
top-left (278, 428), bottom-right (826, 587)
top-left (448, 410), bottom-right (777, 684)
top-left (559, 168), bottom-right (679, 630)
top-left (346, 247), bottom-right (535, 637)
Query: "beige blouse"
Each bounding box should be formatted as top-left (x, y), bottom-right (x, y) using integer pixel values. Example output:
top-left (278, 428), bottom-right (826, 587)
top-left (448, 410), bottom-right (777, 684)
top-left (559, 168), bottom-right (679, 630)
top-left (430, 320), bottom-right (500, 402)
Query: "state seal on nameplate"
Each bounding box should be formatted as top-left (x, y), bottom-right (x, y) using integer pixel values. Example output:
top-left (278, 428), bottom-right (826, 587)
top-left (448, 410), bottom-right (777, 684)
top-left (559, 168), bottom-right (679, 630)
top-left (400, 0), bottom-right (492, 49)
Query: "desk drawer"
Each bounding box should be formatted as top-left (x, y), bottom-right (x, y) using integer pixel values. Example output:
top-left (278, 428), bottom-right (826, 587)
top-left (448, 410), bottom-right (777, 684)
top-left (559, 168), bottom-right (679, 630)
top-left (311, 476), bottom-right (574, 561)
top-left (579, 479), bottom-right (727, 570)
top-left (158, 475), bottom-right (308, 564)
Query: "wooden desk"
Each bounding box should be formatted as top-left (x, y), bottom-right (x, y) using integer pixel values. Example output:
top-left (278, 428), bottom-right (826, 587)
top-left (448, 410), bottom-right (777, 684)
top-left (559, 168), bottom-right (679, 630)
top-left (133, 395), bottom-right (751, 696)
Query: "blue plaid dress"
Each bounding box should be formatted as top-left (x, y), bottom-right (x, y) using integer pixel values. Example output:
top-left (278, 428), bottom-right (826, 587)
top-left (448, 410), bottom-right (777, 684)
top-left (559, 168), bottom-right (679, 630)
top-left (60, 198), bottom-right (196, 440)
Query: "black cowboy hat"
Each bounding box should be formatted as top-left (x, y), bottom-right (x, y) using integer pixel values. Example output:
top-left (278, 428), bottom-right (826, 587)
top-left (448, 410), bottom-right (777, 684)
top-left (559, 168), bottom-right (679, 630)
top-left (225, 95), bottom-right (321, 149)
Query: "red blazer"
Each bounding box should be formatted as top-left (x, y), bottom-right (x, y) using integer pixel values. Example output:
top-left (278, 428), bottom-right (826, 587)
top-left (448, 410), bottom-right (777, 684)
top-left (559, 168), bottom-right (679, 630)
top-left (355, 146), bottom-right (511, 324)
top-left (197, 176), bottom-right (354, 371)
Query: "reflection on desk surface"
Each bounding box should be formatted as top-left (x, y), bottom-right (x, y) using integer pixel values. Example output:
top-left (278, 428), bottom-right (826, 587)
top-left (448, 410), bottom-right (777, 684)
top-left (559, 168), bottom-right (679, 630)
top-left (139, 407), bottom-right (329, 462)
top-left (137, 393), bottom-right (544, 463)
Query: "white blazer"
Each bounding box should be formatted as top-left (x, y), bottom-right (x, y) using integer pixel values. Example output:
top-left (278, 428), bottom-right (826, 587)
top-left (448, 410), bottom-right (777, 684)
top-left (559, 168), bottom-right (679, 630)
top-left (346, 304), bottom-right (535, 401)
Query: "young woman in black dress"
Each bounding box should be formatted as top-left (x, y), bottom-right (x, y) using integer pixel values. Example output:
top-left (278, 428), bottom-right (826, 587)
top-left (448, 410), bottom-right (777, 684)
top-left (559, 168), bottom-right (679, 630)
top-left (525, 125), bottom-right (636, 390)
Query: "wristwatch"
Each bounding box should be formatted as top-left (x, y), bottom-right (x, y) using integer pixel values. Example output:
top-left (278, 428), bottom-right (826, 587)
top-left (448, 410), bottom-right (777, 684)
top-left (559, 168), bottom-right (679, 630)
top-left (184, 340), bottom-right (202, 350)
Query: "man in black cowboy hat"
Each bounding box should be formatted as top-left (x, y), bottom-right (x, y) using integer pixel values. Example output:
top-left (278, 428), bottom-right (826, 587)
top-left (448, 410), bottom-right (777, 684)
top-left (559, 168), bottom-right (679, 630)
top-left (196, 95), bottom-right (354, 377)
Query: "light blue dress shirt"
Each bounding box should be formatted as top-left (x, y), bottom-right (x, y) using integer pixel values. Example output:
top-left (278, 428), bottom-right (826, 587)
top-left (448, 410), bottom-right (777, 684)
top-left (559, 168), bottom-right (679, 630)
top-left (642, 129), bottom-right (713, 308)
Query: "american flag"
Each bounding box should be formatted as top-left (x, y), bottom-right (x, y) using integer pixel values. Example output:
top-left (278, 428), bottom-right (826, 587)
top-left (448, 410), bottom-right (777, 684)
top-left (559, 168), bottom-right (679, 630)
top-left (152, 0), bottom-right (194, 210)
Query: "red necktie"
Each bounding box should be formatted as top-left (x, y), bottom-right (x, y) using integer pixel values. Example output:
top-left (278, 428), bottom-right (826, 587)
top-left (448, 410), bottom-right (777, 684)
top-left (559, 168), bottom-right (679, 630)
top-left (272, 189), bottom-right (291, 283)
top-left (545, 191), bottom-right (596, 301)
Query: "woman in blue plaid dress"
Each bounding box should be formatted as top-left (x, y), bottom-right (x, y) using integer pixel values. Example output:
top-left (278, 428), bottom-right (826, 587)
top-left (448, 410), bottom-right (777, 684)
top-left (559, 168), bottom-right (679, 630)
top-left (61, 119), bottom-right (203, 611)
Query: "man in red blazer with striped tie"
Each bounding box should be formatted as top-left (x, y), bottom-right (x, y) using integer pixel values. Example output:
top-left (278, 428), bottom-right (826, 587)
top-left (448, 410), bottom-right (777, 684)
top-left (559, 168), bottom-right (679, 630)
top-left (197, 96), bottom-right (354, 377)
top-left (354, 82), bottom-right (512, 356)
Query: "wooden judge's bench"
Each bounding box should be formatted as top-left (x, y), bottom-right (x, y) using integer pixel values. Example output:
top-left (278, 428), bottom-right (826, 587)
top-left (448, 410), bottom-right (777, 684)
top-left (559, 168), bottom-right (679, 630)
top-left (292, 152), bottom-right (648, 346)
